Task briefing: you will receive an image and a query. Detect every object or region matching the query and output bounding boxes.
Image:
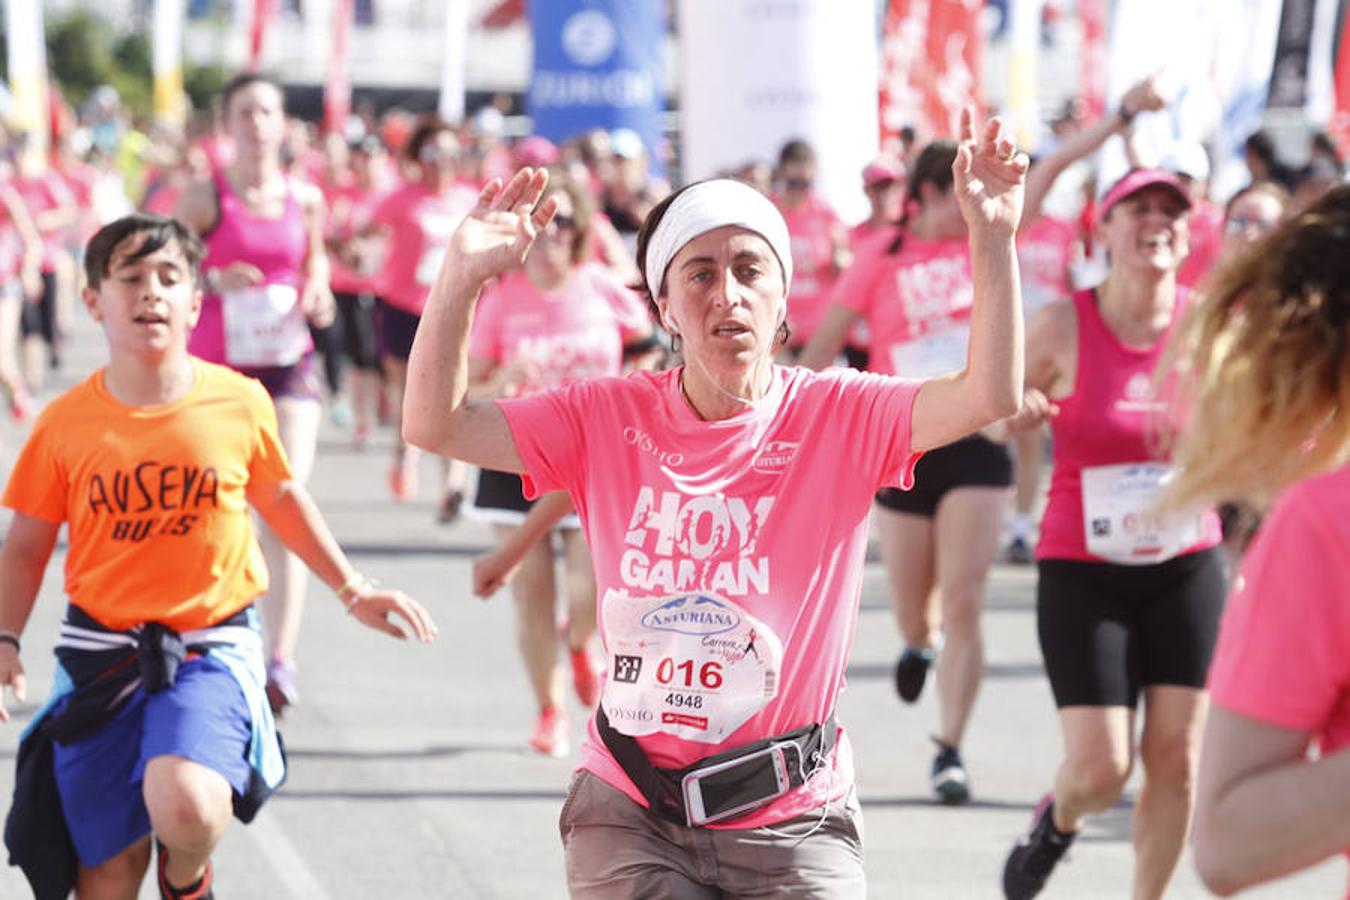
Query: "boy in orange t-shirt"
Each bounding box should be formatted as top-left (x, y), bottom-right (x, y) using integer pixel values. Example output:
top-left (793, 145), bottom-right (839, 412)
top-left (0, 214), bottom-right (437, 900)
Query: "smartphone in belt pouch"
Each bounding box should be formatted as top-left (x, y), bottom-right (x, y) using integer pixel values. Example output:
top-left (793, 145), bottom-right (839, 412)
top-left (682, 744), bottom-right (792, 826)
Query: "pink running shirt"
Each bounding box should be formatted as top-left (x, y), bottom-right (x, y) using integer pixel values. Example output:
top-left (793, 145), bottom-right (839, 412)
top-left (832, 231), bottom-right (973, 377)
top-left (369, 180), bottom-right (479, 314)
top-left (1207, 465), bottom-right (1350, 877)
top-left (498, 365), bottom-right (923, 827)
top-left (1037, 289), bottom-right (1221, 562)
top-left (189, 168), bottom-right (310, 365)
top-left (469, 263), bottom-right (650, 394)
top-left (324, 178), bottom-right (389, 296)
top-left (777, 193), bottom-right (842, 345)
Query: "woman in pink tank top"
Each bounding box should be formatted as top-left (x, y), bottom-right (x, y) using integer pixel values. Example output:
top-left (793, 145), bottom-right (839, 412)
top-left (1000, 170), bottom-right (1226, 900)
top-left (176, 73), bottom-right (334, 717)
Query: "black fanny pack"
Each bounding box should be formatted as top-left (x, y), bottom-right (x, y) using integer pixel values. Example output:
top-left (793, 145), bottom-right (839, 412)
top-left (596, 707), bottom-right (838, 827)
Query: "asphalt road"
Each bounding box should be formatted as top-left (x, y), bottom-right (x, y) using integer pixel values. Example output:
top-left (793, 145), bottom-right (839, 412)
top-left (0, 314), bottom-right (1341, 898)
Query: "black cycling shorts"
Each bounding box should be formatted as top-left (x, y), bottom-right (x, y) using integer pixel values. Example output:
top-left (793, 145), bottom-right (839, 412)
top-left (1037, 546), bottom-right (1228, 708)
top-left (875, 434), bottom-right (1012, 517)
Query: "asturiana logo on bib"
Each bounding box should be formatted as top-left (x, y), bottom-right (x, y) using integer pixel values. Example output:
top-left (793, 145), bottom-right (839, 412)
top-left (752, 441), bottom-right (798, 473)
top-left (641, 594), bottom-right (741, 635)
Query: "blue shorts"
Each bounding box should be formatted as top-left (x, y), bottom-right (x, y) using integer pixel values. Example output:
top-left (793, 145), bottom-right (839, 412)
top-left (52, 655), bottom-right (253, 867)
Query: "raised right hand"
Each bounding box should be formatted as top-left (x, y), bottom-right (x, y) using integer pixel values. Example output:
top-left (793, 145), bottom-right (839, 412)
top-left (440, 168), bottom-right (559, 289)
top-left (211, 261), bottom-right (266, 294)
top-left (0, 647), bottom-right (26, 724)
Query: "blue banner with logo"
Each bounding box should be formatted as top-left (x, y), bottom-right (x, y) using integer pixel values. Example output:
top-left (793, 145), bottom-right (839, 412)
top-left (528, 0), bottom-right (665, 173)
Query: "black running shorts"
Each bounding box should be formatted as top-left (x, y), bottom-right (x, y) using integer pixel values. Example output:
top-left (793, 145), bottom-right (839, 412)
top-left (1036, 547), bottom-right (1228, 708)
top-left (875, 434), bottom-right (1013, 517)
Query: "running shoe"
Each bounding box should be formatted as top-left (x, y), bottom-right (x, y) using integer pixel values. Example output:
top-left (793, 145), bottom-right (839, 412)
top-left (388, 459), bottom-right (418, 502)
top-left (329, 398), bottom-right (354, 428)
top-left (352, 423), bottom-right (371, 451)
top-left (1006, 535), bottom-right (1034, 565)
top-left (1002, 794), bottom-right (1077, 900)
top-left (894, 644), bottom-right (937, 703)
top-left (570, 646), bottom-right (600, 707)
top-left (436, 489), bottom-right (464, 525)
top-left (528, 705), bottom-right (569, 757)
top-left (265, 658), bottom-right (300, 717)
top-left (156, 840), bottom-right (215, 900)
top-left (931, 739), bottom-right (971, 805)
top-left (7, 387), bottom-right (34, 422)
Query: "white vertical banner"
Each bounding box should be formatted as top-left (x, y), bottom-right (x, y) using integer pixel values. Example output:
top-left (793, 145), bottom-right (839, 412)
top-left (678, 0), bottom-right (878, 222)
top-left (1007, 0), bottom-right (1042, 149)
top-left (5, 0), bottom-right (49, 162)
top-left (438, 0), bottom-right (470, 123)
top-left (1100, 0), bottom-right (1226, 191)
top-left (153, 0), bottom-right (187, 129)
top-left (1305, 0), bottom-right (1340, 125)
top-left (1210, 0), bottom-right (1284, 200)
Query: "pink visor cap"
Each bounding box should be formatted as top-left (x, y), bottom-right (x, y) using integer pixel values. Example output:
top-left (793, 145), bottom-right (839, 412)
top-left (1098, 168), bottom-right (1193, 224)
top-left (862, 157), bottom-right (905, 187)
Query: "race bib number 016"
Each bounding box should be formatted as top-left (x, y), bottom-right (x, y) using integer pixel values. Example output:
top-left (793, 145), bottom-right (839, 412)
top-left (601, 590), bottom-right (782, 744)
top-left (1081, 462), bottom-right (1203, 564)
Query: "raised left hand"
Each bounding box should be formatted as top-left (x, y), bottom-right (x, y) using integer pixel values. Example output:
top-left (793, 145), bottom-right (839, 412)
top-left (953, 106), bottom-right (1029, 238)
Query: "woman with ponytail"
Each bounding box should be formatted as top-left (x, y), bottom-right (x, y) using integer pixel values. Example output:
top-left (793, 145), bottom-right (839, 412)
top-left (801, 140), bottom-right (1016, 807)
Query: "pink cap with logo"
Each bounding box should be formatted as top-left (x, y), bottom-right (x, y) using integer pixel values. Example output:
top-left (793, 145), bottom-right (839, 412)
top-left (1098, 168), bottom-right (1193, 224)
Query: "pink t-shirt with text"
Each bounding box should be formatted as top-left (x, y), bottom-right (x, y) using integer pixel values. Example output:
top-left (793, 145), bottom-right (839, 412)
top-left (1018, 215), bottom-right (1076, 315)
top-left (469, 263), bottom-right (650, 394)
top-left (833, 231), bottom-right (973, 377)
top-left (370, 180), bottom-right (479, 313)
top-left (498, 365), bottom-right (922, 827)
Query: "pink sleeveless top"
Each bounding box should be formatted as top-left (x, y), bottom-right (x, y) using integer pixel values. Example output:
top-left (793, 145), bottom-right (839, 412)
top-left (1037, 289), bottom-right (1221, 562)
top-left (188, 167), bottom-right (310, 365)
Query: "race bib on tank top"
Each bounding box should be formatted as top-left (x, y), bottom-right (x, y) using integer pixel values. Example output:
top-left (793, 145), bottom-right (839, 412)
top-left (600, 589), bottom-right (782, 744)
top-left (1081, 462), bottom-right (1204, 564)
top-left (888, 321), bottom-right (969, 379)
top-left (221, 284), bottom-right (309, 368)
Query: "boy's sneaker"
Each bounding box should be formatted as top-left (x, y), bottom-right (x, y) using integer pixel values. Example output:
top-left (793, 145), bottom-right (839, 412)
top-left (894, 644), bottom-right (937, 703)
top-left (528, 705), bottom-right (569, 757)
top-left (931, 739), bottom-right (971, 805)
top-left (156, 840), bottom-right (215, 900)
top-left (436, 489), bottom-right (464, 525)
top-left (569, 646), bottom-right (600, 707)
top-left (1003, 794), bottom-right (1077, 900)
top-left (265, 658), bottom-right (299, 717)
top-left (388, 459), bottom-right (418, 502)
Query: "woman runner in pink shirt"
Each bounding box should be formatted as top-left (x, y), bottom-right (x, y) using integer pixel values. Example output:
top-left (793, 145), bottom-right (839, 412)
top-left (175, 73), bottom-right (335, 715)
top-left (1165, 184), bottom-right (1350, 897)
top-left (404, 107), bottom-right (1027, 896)
top-left (465, 174), bottom-right (655, 757)
top-left (800, 141), bottom-right (1014, 807)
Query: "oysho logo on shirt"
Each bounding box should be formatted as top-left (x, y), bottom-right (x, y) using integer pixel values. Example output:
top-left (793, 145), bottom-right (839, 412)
top-left (1117, 372), bottom-right (1165, 412)
top-left (624, 426), bottom-right (685, 467)
top-left (640, 594), bottom-right (742, 635)
top-left (752, 440), bottom-right (798, 473)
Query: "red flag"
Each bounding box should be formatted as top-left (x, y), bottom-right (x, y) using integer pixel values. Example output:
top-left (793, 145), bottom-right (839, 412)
top-left (323, 0), bottom-right (354, 135)
top-left (1078, 0), bottom-right (1108, 120)
top-left (1332, 10), bottom-right (1350, 154)
top-left (248, 0), bottom-right (278, 72)
top-left (879, 0), bottom-right (984, 148)
top-left (923, 0), bottom-right (983, 138)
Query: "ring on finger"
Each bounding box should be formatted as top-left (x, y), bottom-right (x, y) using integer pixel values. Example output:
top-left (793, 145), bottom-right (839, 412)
top-left (998, 144), bottom-right (1017, 161)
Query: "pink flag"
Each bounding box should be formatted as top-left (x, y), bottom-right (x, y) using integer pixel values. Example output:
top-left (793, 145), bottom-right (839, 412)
top-left (1078, 0), bottom-right (1108, 119)
top-left (248, 0), bottom-right (277, 72)
top-left (323, 0), bottom-right (354, 134)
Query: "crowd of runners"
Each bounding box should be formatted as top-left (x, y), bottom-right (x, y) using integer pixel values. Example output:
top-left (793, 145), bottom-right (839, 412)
top-left (0, 69), bottom-right (1346, 899)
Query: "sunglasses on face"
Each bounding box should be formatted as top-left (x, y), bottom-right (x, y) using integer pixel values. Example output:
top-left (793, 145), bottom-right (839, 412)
top-left (544, 214), bottom-right (576, 233)
top-left (783, 177), bottom-right (812, 191)
top-left (1225, 214), bottom-right (1276, 236)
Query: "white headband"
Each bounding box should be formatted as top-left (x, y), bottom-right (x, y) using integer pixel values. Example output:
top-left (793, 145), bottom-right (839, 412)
top-left (644, 179), bottom-right (794, 301)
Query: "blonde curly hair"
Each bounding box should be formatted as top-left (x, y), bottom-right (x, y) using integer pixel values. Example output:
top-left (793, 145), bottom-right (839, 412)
top-left (1164, 183), bottom-right (1350, 512)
